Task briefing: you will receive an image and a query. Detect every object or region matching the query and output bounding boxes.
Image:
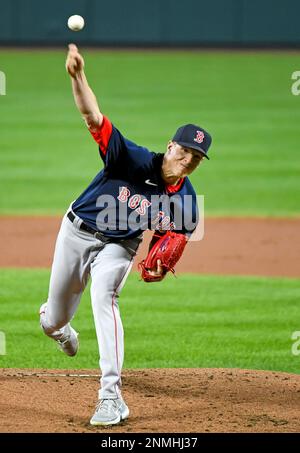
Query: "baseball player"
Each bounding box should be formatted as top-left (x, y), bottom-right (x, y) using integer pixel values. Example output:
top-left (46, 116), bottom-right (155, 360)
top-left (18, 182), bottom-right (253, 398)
top-left (39, 44), bottom-right (212, 426)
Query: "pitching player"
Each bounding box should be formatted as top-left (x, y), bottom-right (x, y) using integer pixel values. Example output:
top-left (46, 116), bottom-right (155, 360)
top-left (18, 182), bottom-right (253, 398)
top-left (39, 44), bottom-right (212, 426)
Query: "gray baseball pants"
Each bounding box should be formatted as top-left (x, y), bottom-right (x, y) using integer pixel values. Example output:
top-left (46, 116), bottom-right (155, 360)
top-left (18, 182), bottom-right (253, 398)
top-left (41, 208), bottom-right (143, 399)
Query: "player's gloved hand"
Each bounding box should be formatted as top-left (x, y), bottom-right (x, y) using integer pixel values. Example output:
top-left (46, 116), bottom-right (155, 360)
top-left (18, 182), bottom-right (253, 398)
top-left (66, 43), bottom-right (85, 78)
top-left (138, 231), bottom-right (188, 283)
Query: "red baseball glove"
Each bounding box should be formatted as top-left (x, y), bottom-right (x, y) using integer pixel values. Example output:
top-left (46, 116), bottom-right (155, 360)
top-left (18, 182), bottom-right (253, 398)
top-left (138, 231), bottom-right (188, 282)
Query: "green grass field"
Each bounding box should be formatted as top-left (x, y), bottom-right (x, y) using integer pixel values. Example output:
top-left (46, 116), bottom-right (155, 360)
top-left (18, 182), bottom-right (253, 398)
top-left (0, 50), bottom-right (300, 216)
top-left (0, 269), bottom-right (299, 373)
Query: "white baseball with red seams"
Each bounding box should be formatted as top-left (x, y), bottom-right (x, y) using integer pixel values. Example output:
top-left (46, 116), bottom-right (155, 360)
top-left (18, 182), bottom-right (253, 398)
top-left (67, 15), bottom-right (85, 31)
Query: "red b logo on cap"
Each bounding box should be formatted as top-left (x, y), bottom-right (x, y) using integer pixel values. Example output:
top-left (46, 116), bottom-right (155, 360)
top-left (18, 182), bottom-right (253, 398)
top-left (194, 130), bottom-right (205, 144)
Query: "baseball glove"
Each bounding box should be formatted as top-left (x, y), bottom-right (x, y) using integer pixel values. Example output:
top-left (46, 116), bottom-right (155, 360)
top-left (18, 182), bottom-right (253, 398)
top-left (138, 231), bottom-right (188, 282)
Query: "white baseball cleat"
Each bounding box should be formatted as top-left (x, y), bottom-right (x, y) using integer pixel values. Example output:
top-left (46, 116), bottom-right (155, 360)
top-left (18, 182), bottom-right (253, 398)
top-left (90, 398), bottom-right (129, 426)
top-left (39, 303), bottom-right (79, 357)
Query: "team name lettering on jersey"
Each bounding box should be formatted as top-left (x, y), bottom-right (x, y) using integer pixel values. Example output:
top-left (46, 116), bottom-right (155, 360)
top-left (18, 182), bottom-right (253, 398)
top-left (117, 187), bottom-right (175, 230)
top-left (118, 186), bottom-right (152, 213)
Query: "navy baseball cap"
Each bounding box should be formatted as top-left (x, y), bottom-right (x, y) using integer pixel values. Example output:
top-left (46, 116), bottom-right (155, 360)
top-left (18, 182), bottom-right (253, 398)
top-left (172, 124), bottom-right (212, 159)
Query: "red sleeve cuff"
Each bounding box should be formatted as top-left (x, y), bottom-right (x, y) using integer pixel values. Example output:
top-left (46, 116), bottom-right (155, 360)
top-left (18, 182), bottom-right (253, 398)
top-left (89, 116), bottom-right (113, 156)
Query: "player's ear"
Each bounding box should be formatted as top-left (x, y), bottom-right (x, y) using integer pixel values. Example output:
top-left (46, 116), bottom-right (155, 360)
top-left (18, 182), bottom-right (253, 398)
top-left (167, 140), bottom-right (173, 153)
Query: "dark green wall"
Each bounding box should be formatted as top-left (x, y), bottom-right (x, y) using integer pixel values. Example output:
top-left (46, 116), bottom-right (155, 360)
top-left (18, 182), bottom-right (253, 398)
top-left (0, 0), bottom-right (299, 46)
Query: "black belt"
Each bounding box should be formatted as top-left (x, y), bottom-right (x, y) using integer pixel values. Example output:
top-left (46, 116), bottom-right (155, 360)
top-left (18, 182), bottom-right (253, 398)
top-left (67, 211), bottom-right (109, 241)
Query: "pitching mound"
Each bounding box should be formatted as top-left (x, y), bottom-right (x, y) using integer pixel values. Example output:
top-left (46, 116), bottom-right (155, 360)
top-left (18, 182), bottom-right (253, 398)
top-left (1, 368), bottom-right (300, 433)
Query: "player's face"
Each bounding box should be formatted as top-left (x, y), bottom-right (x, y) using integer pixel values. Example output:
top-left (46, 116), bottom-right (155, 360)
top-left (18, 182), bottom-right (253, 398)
top-left (166, 141), bottom-right (205, 177)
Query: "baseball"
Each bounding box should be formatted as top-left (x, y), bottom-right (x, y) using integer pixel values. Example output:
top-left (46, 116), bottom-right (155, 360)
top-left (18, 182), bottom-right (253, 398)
top-left (67, 15), bottom-right (85, 32)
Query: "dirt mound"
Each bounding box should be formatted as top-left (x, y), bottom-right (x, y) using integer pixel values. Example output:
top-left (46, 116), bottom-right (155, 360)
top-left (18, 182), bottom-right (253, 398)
top-left (1, 368), bottom-right (300, 433)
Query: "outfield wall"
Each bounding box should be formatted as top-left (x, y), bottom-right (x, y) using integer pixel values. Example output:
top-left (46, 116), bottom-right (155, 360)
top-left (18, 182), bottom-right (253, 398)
top-left (0, 0), bottom-right (299, 47)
